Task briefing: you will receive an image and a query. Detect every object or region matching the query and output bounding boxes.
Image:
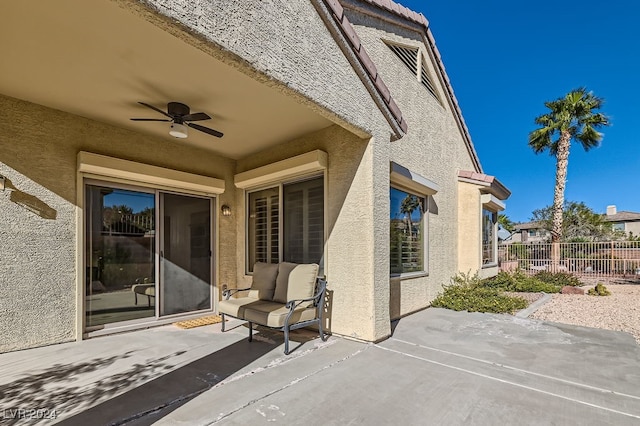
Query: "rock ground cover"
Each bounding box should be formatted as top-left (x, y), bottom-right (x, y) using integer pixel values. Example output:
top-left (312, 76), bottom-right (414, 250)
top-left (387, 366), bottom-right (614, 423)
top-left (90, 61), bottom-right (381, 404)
top-left (529, 283), bottom-right (640, 344)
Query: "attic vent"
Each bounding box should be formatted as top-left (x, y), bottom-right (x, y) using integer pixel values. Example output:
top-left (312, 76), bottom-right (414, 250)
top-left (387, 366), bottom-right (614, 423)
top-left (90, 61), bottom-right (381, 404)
top-left (386, 42), bottom-right (441, 103)
top-left (420, 57), bottom-right (438, 99)
top-left (387, 44), bottom-right (418, 76)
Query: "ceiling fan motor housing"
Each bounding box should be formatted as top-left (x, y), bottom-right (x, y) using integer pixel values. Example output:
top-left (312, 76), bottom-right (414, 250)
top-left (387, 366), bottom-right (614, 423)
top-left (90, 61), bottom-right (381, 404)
top-left (168, 102), bottom-right (190, 117)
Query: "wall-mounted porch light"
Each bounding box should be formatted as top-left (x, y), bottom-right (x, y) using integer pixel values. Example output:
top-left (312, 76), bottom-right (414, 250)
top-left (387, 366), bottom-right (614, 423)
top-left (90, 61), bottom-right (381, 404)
top-left (221, 204), bottom-right (232, 216)
top-left (0, 175), bottom-right (5, 192)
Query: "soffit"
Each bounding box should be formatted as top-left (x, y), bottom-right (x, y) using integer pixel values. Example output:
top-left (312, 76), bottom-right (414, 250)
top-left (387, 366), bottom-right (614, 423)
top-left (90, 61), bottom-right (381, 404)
top-left (0, 1), bottom-right (333, 160)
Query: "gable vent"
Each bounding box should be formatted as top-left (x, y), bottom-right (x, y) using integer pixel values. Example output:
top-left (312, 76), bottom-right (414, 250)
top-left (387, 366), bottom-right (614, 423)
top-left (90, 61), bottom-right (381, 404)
top-left (420, 56), bottom-right (438, 100)
top-left (386, 42), bottom-right (441, 104)
top-left (387, 43), bottom-right (418, 76)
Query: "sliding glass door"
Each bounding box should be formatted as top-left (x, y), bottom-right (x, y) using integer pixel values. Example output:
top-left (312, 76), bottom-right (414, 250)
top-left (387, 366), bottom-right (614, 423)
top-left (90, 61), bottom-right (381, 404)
top-left (160, 193), bottom-right (212, 316)
top-left (85, 183), bottom-right (213, 329)
top-left (85, 185), bottom-right (156, 327)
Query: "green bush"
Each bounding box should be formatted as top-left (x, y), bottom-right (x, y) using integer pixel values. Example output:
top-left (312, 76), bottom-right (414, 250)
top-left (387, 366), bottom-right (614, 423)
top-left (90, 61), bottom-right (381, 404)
top-left (587, 283), bottom-right (611, 296)
top-left (481, 271), bottom-right (561, 293)
top-left (431, 273), bottom-right (528, 314)
top-left (533, 271), bottom-right (582, 287)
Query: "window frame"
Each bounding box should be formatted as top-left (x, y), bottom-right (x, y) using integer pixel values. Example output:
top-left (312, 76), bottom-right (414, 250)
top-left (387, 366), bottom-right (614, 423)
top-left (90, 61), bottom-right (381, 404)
top-left (480, 194), bottom-right (504, 268)
top-left (244, 172), bottom-right (325, 275)
top-left (390, 184), bottom-right (429, 278)
top-left (481, 208), bottom-right (498, 267)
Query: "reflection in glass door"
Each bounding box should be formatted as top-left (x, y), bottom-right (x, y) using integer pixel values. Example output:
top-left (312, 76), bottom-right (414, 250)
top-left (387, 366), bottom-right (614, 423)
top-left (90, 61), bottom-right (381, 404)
top-left (160, 193), bottom-right (212, 316)
top-left (85, 185), bottom-right (156, 327)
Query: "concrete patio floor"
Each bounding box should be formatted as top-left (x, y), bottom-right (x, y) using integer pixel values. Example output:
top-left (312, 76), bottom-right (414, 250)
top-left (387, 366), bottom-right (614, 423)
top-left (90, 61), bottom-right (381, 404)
top-left (1, 308), bottom-right (639, 425)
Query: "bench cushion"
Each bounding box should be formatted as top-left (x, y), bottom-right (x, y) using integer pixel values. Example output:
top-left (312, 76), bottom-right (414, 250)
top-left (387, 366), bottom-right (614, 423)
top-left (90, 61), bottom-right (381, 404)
top-left (250, 262), bottom-right (279, 300)
top-left (219, 297), bottom-right (264, 318)
top-left (273, 263), bottom-right (319, 304)
top-left (243, 302), bottom-right (317, 328)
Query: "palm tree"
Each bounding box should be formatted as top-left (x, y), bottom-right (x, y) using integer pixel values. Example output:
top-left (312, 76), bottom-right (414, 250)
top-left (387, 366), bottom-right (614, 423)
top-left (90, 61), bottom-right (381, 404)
top-left (529, 88), bottom-right (609, 270)
top-left (498, 214), bottom-right (515, 233)
top-left (400, 194), bottom-right (421, 236)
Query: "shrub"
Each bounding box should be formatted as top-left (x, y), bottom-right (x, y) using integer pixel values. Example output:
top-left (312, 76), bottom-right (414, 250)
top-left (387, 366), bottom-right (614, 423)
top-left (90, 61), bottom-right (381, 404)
top-left (432, 273), bottom-right (528, 314)
top-left (587, 282), bottom-right (611, 296)
top-left (482, 271), bottom-right (561, 293)
top-left (533, 271), bottom-right (582, 287)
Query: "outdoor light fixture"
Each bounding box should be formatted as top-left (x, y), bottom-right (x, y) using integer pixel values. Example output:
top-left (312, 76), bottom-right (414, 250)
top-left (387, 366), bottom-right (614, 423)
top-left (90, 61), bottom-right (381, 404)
top-left (169, 122), bottom-right (188, 138)
top-left (221, 204), bottom-right (232, 216)
top-left (0, 175), bottom-right (4, 192)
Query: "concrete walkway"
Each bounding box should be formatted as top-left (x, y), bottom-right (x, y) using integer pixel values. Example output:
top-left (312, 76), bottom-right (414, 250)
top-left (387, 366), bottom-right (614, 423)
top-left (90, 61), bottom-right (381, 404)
top-left (1, 309), bottom-right (639, 425)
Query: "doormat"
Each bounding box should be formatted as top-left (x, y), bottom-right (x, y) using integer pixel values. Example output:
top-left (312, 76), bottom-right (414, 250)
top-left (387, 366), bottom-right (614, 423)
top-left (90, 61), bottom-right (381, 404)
top-left (174, 315), bottom-right (225, 329)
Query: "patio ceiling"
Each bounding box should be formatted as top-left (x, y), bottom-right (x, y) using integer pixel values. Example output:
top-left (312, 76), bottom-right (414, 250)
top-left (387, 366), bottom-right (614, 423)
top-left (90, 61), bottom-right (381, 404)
top-left (0, 1), bottom-right (333, 160)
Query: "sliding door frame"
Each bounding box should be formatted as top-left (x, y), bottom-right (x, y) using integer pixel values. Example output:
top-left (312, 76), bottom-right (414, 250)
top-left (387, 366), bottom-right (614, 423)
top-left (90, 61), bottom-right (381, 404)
top-left (79, 178), bottom-right (218, 339)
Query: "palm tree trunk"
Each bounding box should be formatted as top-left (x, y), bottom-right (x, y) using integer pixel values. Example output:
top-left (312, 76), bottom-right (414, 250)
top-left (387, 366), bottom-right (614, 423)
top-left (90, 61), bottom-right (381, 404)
top-left (551, 130), bottom-right (571, 271)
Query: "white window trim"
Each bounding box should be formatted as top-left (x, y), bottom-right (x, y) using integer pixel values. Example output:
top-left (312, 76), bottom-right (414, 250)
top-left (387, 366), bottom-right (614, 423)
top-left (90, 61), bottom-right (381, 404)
top-left (390, 161), bottom-right (440, 196)
top-left (235, 150), bottom-right (327, 189)
top-left (390, 162), bottom-right (439, 278)
top-left (78, 152), bottom-right (225, 196)
top-left (481, 193), bottom-right (505, 212)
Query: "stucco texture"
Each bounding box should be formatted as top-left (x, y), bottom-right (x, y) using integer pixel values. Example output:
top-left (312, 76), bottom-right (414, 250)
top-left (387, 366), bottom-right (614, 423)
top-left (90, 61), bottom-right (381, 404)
top-left (0, 95), bottom-right (236, 352)
top-left (343, 6), bottom-right (482, 319)
top-left (131, 0), bottom-right (386, 139)
top-left (1, 0), bottom-right (400, 351)
top-left (235, 124), bottom-right (391, 341)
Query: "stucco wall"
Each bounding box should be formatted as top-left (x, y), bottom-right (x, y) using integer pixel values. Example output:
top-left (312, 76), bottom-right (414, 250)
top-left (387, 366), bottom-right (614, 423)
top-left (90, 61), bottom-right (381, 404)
top-left (235, 124), bottom-right (391, 341)
top-left (0, 95), bottom-right (236, 352)
top-left (457, 182), bottom-right (481, 275)
top-left (127, 0), bottom-right (389, 139)
top-left (344, 8), bottom-right (480, 319)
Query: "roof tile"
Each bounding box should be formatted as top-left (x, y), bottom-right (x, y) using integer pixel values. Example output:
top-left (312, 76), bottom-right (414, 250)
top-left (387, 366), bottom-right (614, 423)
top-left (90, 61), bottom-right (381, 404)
top-left (341, 15), bottom-right (362, 52)
top-left (325, 0), bottom-right (344, 20)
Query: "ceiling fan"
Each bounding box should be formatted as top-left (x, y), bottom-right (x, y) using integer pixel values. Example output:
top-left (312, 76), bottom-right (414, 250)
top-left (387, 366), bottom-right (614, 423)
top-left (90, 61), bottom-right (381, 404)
top-left (131, 101), bottom-right (223, 139)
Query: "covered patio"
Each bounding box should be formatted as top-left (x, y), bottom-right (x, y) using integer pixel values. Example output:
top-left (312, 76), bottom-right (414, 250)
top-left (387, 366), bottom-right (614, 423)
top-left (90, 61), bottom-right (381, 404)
top-left (0, 0), bottom-right (394, 352)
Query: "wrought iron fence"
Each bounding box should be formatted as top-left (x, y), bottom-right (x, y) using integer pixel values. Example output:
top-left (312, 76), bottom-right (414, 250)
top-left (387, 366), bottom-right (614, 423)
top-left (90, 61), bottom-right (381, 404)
top-left (498, 241), bottom-right (640, 279)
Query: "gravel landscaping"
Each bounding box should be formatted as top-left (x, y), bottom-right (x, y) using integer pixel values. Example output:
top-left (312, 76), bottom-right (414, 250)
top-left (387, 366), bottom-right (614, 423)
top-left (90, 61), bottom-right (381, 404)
top-left (529, 283), bottom-right (640, 344)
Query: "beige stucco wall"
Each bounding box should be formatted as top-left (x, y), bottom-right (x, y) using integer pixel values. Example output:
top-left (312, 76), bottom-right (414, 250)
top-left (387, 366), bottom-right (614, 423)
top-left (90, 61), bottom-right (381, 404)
top-left (1, 0), bottom-right (399, 352)
top-left (457, 182), bottom-right (500, 279)
top-left (0, 95), bottom-right (237, 353)
top-left (235, 124), bottom-right (391, 341)
top-left (457, 182), bottom-right (481, 275)
top-left (134, 0), bottom-right (389, 139)
top-left (344, 7), bottom-right (480, 319)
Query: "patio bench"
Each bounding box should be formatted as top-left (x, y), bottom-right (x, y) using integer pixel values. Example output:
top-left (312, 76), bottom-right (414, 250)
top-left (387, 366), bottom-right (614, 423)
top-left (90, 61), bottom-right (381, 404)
top-left (132, 281), bottom-right (155, 306)
top-left (219, 262), bottom-right (328, 354)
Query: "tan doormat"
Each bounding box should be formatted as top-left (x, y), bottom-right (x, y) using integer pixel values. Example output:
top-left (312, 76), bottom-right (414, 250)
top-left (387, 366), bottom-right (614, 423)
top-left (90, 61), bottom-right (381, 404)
top-left (174, 315), bottom-right (224, 329)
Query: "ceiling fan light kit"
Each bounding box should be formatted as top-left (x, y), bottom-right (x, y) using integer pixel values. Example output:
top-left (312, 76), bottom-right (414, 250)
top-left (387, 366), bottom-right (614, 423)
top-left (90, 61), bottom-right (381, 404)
top-left (169, 122), bottom-right (188, 138)
top-left (131, 101), bottom-right (224, 139)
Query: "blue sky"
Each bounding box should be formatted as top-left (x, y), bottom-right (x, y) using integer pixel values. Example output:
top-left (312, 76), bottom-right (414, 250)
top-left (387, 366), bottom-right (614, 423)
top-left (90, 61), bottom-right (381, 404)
top-left (401, 0), bottom-right (640, 222)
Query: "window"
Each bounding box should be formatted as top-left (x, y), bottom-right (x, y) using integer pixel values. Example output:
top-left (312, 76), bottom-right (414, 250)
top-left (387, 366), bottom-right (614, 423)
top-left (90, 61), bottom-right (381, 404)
top-left (390, 187), bottom-right (426, 275)
top-left (482, 209), bottom-right (497, 265)
top-left (247, 176), bottom-right (324, 273)
top-left (613, 223), bottom-right (625, 231)
top-left (528, 229), bottom-right (538, 237)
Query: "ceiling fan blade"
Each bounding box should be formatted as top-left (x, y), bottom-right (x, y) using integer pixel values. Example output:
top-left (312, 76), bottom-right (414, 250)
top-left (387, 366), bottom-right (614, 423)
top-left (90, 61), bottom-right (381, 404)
top-left (130, 118), bottom-right (171, 122)
top-left (187, 122), bottom-right (224, 138)
top-left (182, 112), bottom-right (211, 122)
top-left (138, 102), bottom-right (172, 118)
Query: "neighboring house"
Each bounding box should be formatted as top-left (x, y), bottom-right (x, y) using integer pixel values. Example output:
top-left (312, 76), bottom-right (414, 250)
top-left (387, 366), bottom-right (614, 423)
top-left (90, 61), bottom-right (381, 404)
top-left (604, 205), bottom-right (640, 238)
top-left (0, 0), bottom-right (509, 352)
top-left (508, 221), bottom-right (551, 243)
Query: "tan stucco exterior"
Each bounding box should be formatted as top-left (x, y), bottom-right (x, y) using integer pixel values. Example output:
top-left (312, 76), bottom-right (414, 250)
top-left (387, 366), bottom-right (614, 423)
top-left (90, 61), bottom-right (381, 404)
top-left (457, 182), bottom-right (482, 275)
top-left (0, 0), bottom-right (508, 353)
